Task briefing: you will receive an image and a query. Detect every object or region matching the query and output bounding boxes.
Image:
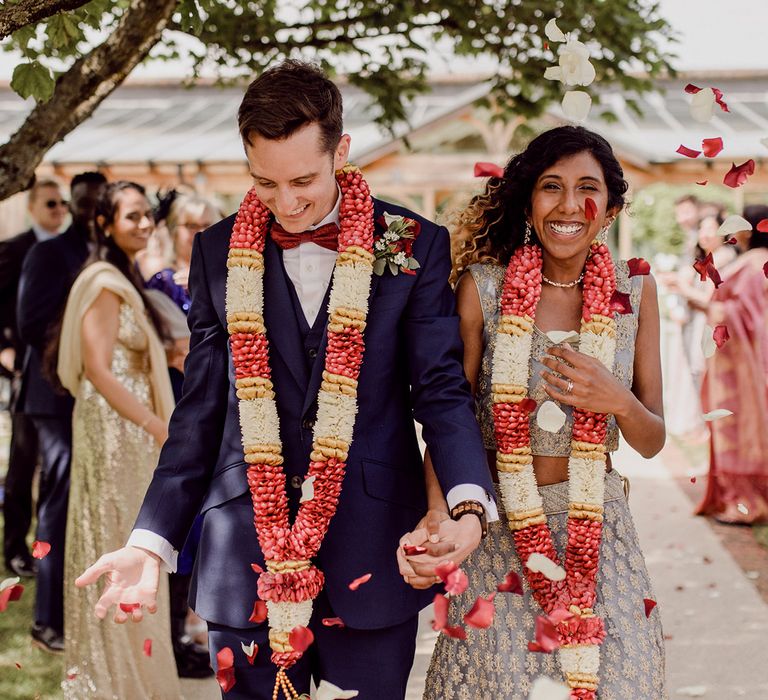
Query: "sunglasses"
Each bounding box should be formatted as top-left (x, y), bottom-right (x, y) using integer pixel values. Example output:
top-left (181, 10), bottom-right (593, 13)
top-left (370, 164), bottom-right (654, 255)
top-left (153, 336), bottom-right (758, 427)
top-left (45, 199), bottom-right (69, 209)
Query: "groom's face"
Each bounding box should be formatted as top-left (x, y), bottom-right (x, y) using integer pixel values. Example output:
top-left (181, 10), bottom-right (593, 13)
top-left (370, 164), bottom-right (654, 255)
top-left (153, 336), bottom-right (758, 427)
top-left (245, 122), bottom-right (350, 233)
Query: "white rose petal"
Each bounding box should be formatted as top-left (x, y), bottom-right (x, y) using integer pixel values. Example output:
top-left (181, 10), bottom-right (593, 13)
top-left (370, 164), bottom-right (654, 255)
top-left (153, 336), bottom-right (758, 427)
top-left (382, 212), bottom-right (402, 227)
top-left (558, 39), bottom-right (596, 86)
top-left (544, 66), bottom-right (564, 82)
top-left (0, 576), bottom-right (21, 592)
top-left (717, 214), bottom-right (752, 237)
top-left (316, 680), bottom-right (360, 700)
top-left (536, 401), bottom-right (566, 433)
top-left (690, 88), bottom-right (716, 123)
top-left (529, 675), bottom-right (571, 700)
top-left (240, 640), bottom-right (256, 656)
top-left (546, 330), bottom-right (579, 345)
top-left (701, 324), bottom-right (717, 359)
top-left (676, 686), bottom-right (707, 698)
top-left (702, 409), bottom-right (733, 421)
top-left (544, 18), bottom-right (566, 43)
top-left (561, 90), bottom-right (592, 122)
top-left (300, 475), bottom-right (316, 503)
top-left (526, 553), bottom-right (566, 581)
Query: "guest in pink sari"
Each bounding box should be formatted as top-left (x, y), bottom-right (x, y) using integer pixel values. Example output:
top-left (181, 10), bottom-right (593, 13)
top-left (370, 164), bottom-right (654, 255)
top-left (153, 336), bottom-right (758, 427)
top-left (697, 204), bottom-right (768, 523)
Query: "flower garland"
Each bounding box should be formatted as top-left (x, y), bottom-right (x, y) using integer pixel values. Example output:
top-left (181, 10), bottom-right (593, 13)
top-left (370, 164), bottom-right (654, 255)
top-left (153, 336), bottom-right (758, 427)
top-left (226, 165), bottom-right (374, 693)
top-left (491, 241), bottom-right (617, 700)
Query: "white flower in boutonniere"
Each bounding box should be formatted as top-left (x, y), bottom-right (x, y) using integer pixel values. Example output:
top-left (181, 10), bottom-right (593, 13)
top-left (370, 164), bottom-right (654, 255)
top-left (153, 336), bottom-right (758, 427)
top-left (373, 212), bottom-right (422, 276)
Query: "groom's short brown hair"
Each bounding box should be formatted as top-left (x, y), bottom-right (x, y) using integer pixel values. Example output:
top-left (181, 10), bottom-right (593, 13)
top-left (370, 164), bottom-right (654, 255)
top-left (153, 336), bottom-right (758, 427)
top-left (238, 60), bottom-right (343, 154)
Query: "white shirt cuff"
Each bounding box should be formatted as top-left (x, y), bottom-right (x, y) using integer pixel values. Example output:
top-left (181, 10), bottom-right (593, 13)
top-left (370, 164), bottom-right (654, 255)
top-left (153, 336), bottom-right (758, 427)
top-left (127, 530), bottom-right (178, 573)
top-left (445, 484), bottom-right (499, 522)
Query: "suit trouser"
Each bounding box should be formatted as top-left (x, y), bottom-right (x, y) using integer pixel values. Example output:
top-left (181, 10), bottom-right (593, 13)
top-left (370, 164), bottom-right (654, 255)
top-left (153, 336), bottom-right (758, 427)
top-left (207, 588), bottom-right (419, 699)
top-left (2, 411), bottom-right (38, 561)
top-left (31, 415), bottom-right (71, 633)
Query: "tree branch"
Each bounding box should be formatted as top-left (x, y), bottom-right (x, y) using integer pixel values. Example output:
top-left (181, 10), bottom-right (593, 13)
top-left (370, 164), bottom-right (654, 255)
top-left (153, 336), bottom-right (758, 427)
top-left (0, 0), bottom-right (92, 40)
top-left (0, 0), bottom-right (178, 200)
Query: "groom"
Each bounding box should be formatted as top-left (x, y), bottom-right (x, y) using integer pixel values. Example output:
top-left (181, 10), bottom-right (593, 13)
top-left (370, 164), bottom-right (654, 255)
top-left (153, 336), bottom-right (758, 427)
top-left (77, 60), bottom-right (496, 698)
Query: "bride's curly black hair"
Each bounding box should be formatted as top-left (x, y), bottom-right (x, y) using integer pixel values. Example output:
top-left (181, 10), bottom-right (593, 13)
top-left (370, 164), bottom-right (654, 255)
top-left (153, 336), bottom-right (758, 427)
top-left (451, 126), bottom-right (629, 284)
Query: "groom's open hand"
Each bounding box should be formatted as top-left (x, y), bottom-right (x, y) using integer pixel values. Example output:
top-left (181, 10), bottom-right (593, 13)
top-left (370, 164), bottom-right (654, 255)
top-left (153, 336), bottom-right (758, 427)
top-left (75, 546), bottom-right (161, 623)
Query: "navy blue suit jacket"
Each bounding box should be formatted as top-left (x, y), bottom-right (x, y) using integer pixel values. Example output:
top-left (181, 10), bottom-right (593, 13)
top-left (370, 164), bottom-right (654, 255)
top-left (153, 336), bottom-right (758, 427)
top-left (134, 198), bottom-right (495, 630)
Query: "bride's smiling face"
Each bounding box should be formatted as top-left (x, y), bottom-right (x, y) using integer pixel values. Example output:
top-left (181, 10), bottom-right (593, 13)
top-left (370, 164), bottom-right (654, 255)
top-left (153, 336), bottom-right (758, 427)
top-left (529, 150), bottom-right (615, 261)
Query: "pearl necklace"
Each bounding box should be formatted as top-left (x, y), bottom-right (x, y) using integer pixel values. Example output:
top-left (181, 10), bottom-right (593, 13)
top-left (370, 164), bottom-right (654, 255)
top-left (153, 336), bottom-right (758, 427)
top-left (541, 271), bottom-right (584, 288)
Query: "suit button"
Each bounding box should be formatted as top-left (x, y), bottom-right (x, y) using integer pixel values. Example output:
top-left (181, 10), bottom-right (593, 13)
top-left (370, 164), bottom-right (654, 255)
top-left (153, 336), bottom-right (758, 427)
top-left (302, 419), bottom-right (315, 430)
top-left (308, 348), bottom-right (318, 359)
top-left (290, 476), bottom-right (302, 489)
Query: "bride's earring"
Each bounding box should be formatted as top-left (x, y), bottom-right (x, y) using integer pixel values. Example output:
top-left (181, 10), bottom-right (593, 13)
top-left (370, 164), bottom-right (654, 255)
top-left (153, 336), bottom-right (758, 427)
top-left (598, 218), bottom-right (613, 245)
top-left (524, 220), bottom-right (532, 246)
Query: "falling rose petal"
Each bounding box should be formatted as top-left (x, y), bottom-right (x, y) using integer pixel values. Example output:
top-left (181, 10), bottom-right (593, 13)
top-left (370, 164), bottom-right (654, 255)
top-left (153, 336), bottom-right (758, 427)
top-left (442, 624), bottom-right (467, 639)
top-left (701, 137), bottom-right (724, 157)
top-left (445, 568), bottom-right (469, 596)
top-left (143, 638), bottom-right (152, 656)
top-left (693, 253), bottom-right (714, 282)
top-left (726, 237), bottom-right (737, 245)
top-left (119, 602), bottom-right (141, 613)
top-left (723, 159), bottom-right (755, 188)
top-left (497, 571), bottom-right (524, 595)
top-left (712, 87), bottom-right (729, 112)
top-left (288, 625), bottom-right (315, 653)
top-left (609, 290), bottom-right (633, 315)
top-left (561, 90), bottom-right (592, 122)
top-left (31, 541), bottom-right (51, 560)
top-left (544, 17), bottom-right (566, 43)
top-left (464, 594), bottom-right (496, 629)
top-left (0, 576), bottom-right (21, 592)
top-left (702, 409), bottom-right (733, 421)
top-left (240, 640), bottom-right (258, 665)
top-left (547, 608), bottom-right (574, 625)
top-left (546, 330), bottom-right (580, 345)
top-left (250, 563), bottom-right (264, 574)
top-left (474, 162), bottom-right (504, 178)
top-left (764, 261), bottom-right (768, 279)
top-left (248, 599), bottom-right (267, 624)
top-left (683, 83), bottom-right (702, 94)
top-left (644, 598), bottom-right (657, 617)
top-left (215, 647), bottom-right (236, 693)
top-left (526, 553), bottom-right (566, 581)
top-left (627, 257), bottom-right (651, 276)
top-left (321, 617), bottom-right (346, 628)
top-left (689, 87), bottom-right (716, 123)
top-left (707, 263), bottom-right (723, 289)
top-left (519, 397), bottom-right (538, 413)
top-left (435, 561), bottom-right (458, 582)
top-left (713, 325), bottom-right (730, 349)
top-left (718, 214), bottom-right (752, 237)
top-left (0, 581), bottom-right (24, 613)
top-left (432, 593), bottom-right (449, 631)
top-left (300, 474), bottom-right (316, 503)
top-left (690, 476), bottom-right (697, 484)
top-left (536, 401), bottom-right (566, 433)
top-left (529, 676), bottom-right (571, 700)
top-left (15, 662), bottom-right (21, 669)
top-left (316, 680), bottom-right (360, 700)
top-left (531, 614), bottom-right (560, 652)
top-left (696, 180), bottom-right (708, 186)
top-left (757, 219), bottom-right (768, 233)
top-left (701, 325), bottom-right (717, 359)
top-left (544, 66), bottom-right (564, 82)
top-left (676, 145), bottom-right (701, 159)
top-left (403, 544), bottom-right (427, 556)
top-left (348, 573), bottom-right (372, 591)
top-left (676, 686), bottom-right (708, 697)
top-left (584, 196), bottom-right (598, 220)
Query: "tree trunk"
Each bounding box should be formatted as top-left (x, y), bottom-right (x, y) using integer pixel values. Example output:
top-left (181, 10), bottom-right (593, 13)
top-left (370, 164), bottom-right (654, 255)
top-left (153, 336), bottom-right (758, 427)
top-left (0, 0), bottom-right (179, 200)
top-left (0, 0), bottom-right (91, 40)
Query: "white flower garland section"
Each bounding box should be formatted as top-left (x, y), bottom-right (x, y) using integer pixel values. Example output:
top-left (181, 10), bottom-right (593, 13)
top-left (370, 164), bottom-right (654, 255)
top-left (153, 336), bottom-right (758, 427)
top-left (226, 265), bottom-right (264, 316)
top-left (239, 398), bottom-right (282, 448)
top-left (492, 330), bottom-right (533, 388)
top-left (266, 600), bottom-right (313, 635)
top-left (559, 644), bottom-right (600, 675)
top-left (328, 262), bottom-right (373, 315)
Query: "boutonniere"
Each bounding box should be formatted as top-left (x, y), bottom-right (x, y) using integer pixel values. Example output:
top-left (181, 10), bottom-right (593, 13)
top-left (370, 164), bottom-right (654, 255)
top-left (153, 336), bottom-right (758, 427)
top-left (373, 212), bottom-right (421, 276)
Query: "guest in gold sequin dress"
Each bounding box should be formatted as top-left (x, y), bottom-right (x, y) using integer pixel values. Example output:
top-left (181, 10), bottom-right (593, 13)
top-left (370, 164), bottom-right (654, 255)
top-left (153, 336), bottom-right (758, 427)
top-left (399, 127), bottom-right (666, 698)
top-left (52, 182), bottom-right (181, 698)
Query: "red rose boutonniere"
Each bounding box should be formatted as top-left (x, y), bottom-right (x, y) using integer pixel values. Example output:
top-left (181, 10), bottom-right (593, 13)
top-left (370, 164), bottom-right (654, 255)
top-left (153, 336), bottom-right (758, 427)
top-left (373, 212), bottom-right (421, 276)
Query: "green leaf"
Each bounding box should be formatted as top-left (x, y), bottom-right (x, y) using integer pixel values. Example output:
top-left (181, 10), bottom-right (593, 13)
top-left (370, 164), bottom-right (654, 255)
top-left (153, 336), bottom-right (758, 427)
top-left (406, 258), bottom-right (420, 270)
top-left (388, 261), bottom-right (400, 276)
top-left (47, 13), bottom-right (84, 51)
top-left (11, 61), bottom-right (55, 102)
top-left (373, 258), bottom-right (387, 276)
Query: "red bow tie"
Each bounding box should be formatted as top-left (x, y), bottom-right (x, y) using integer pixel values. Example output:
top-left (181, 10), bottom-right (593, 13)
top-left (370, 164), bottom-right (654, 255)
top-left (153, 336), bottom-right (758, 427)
top-left (270, 220), bottom-right (340, 252)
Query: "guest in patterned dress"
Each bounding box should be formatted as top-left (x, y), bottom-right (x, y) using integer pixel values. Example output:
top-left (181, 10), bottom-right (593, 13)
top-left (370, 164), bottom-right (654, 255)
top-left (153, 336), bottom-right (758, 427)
top-left (408, 127), bottom-right (666, 699)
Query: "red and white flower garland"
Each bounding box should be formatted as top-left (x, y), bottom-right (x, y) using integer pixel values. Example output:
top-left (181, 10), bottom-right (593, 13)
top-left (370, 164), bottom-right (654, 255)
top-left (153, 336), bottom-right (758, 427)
top-left (226, 165), bottom-right (374, 686)
top-left (491, 241), bottom-right (617, 700)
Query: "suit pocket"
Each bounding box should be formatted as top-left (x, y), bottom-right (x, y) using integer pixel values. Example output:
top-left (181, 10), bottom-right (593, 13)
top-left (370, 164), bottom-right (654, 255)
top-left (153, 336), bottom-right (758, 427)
top-left (361, 458), bottom-right (424, 511)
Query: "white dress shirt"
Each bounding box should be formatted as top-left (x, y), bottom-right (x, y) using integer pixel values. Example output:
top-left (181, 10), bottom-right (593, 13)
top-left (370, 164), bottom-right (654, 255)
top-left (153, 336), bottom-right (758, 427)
top-left (32, 223), bottom-right (59, 242)
top-left (129, 197), bottom-right (496, 571)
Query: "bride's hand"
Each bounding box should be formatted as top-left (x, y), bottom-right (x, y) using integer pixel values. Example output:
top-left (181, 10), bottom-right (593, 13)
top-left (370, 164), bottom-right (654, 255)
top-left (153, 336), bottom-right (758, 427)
top-left (397, 510), bottom-right (453, 590)
top-left (75, 547), bottom-right (161, 623)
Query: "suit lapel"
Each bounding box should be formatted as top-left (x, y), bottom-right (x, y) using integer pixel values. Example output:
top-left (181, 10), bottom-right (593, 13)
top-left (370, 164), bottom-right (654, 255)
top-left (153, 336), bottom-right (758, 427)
top-left (263, 237), bottom-right (309, 392)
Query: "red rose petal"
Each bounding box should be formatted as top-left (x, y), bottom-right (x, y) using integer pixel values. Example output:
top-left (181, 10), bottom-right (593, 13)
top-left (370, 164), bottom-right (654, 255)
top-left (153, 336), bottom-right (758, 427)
top-left (248, 600), bottom-right (267, 624)
top-left (403, 544), bottom-right (427, 556)
top-left (15, 662), bottom-right (21, 669)
top-left (547, 608), bottom-right (574, 625)
top-left (463, 593), bottom-right (496, 629)
top-left (143, 638), bottom-right (152, 657)
top-left (0, 584), bottom-right (25, 612)
top-left (584, 197), bottom-right (598, 221)
top-left (764, 261), bottom-right (768, 278)
top-left (532, 614), bottom-right (560, 652)
top-left (119, 603), bottom-right (141, 613)
top-left (707, 263), bottom-right (723, 288)
top-left (432, 593), bottom-right (449, 631)
top-left (497, 571), bottom-right (524, 595)
top-left (723, 159), bottom-right (755, 188)
top-left (31, 541), bottom-right (51, 560)
top-left (726, 237), bottom-right (738, 245)
top-left (321, 617), bottom-right (345, 628)
top-left (215, 647), bottom-right (236, 693)
top-left (288, 625), bottom-right (314, 653)
top-left (701, 137), bottom-right (724, 157)
top-left (684, 83), bottom-right (702, 94)
top-left (690, 476), bottom-right (697, 484)
top-left (644, 598), bottom-right (657, 617)
top-left (693, 253), bottom-right (713, 281)
top-left (445, 568), bottom-right (469, 596)
top-left (519, 397), bottom-right (537, 413)
top-left (435, 561), bottom-right (458, 582)
top-left (696, 180), bottom-right (708, 186)
top-left (348, 573), bottom-right (372, 591)
top-left (676, 144), bottom-right (701, 159)
top-left (250, 563), bottom-right (264, 574)
top-left (474, 162), bottom-right (504, 179)
top-left (712, 87), bottom-right (729, 112)
top-left (627, 257), bottom-right (651, 276)
top-left (757, 219), bottom-right (768, 233)
top-left (241, 641), bottom-right (258, 665)
top-left (609, 290), bottom-right (633, 315)
top-left (713, 325), bottom-right (730, 348)
top-left (442, 624), bottom-right (467, 639)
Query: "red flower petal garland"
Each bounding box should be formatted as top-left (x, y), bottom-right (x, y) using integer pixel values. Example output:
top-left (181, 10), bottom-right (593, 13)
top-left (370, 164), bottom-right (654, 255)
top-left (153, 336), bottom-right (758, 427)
top-left (227, 166), bottom-right (375, 694)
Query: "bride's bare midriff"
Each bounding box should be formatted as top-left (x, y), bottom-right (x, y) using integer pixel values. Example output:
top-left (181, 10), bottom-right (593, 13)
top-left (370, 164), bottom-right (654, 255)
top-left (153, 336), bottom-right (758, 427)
top-left (487, 450), bottom-right (613, 486)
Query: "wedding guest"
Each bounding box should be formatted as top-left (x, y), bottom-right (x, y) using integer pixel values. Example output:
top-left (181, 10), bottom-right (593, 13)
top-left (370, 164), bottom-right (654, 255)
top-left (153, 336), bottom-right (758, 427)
top-left (697, 204), bottom-right (768, 524)
top-left (50, 181), bottom-right (181, 697)
top-left (17, 171), bottom-right (107, 653)
top-left (1, 177), bottom-right (67, 578)
top-left (411, 126), bottom-right (666, 699)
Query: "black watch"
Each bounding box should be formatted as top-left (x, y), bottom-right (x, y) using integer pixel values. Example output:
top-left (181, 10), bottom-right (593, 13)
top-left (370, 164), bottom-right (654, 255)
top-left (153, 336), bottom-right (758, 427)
top-left (449, 500), bottom-right (488, 539)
